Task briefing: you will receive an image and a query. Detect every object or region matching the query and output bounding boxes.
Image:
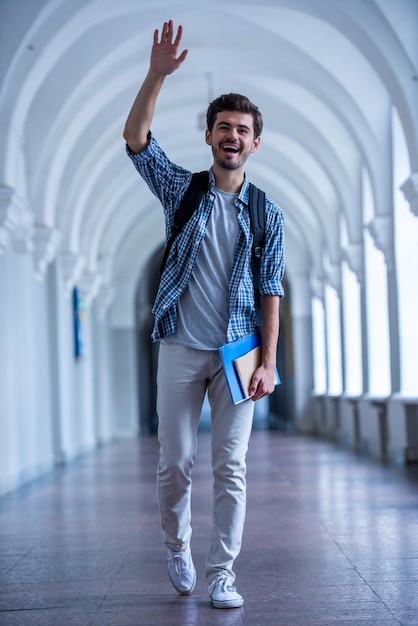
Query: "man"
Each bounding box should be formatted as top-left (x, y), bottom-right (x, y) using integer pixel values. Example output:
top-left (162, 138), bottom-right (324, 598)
top-left (123, 20), bottom-right (284, 609)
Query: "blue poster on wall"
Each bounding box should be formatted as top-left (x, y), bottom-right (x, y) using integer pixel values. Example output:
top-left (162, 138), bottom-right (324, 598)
top-left (73, 287), bottom-right (85, 359)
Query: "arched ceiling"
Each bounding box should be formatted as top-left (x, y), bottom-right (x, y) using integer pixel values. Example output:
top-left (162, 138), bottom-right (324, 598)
top-left (0, 0), bottom-right (417, 324)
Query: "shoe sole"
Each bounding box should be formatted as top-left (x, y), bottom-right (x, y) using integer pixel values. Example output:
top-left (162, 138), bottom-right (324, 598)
top-left (211, 598), bottom-right (244, 609)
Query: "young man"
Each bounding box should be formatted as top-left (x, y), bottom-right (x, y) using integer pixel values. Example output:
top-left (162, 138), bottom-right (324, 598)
top-left (123, 20), bottom-right (284, 609)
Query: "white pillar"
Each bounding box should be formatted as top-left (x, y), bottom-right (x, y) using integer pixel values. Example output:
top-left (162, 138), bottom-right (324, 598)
top-left (290, 272), bottom-right (314, 430)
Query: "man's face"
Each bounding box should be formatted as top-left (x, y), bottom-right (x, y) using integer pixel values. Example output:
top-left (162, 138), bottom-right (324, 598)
top-left (205, 111), bottom-right (260, 171)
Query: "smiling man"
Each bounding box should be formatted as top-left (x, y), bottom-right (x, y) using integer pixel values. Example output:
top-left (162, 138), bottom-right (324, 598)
top-left (206, 107), bottom-right (260, 175)
top-left (123, 20), bottom-right (285, 609)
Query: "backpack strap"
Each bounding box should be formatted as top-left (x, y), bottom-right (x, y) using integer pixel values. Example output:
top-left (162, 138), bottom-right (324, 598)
top-left (160, 170), bottom-right (209, 273)
top-left (160, 173), bottom-right (266, 329)
top-left (249, 183), bottom-right (266, 327)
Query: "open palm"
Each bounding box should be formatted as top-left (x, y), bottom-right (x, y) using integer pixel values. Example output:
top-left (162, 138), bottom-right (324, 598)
top-left (150, 20), bottom-right (188, 76)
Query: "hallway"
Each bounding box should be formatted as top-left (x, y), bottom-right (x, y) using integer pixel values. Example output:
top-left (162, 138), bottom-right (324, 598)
top-left (0, 431), bottom-right (417, 626)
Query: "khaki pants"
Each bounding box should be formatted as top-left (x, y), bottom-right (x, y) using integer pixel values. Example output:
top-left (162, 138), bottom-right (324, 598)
top-left (156, 342), bottom-right (255, 584)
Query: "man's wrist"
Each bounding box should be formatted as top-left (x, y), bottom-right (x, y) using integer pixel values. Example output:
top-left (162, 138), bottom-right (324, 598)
top-left (147, 67), bottom-right (167, 83)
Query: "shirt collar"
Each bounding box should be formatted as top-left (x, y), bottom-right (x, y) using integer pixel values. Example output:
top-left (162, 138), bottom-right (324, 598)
top-left (208, 168), bottom-right (250, 207)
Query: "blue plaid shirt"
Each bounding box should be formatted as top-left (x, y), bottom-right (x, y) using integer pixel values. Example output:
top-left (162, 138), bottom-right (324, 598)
top-left (127, 135), bottom-right (285, 343)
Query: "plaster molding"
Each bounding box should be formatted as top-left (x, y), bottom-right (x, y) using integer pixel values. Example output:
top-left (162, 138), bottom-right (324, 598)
top-left (310, 274), bottom-right (325, 302)
top-left (0, 185), bottom-right (33, 255)
top-left (33, 224), bottom-right (62, 280)
top-left (342, 242), bottom-right (364, 286)
top-left (325, 263), bottom-right (342, 296)
top-left (79, 269), bottom-right (102, 307)
top-left (366, 215), bottom-right (394, 270)
top-left (61, 251), bottom-right (85, 296)
top-left (400, 172), bottom-right (418, 217)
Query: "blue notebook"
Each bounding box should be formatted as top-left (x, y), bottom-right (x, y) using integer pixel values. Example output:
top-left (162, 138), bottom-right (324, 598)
top-left (219, 331), bottom-right (280, 405)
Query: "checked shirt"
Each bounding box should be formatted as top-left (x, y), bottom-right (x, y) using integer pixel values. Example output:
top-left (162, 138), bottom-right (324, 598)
top-left (126, 135), bottom-right (285, 344)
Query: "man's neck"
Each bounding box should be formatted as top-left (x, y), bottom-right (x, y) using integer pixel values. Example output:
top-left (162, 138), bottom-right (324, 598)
top-left (212, 165), bottom-right (245, 193)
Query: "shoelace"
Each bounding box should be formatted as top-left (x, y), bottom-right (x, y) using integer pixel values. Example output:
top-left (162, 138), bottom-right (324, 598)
top-left (218, 576), bottom-right (235, 593)
top-left (170, 553), bottom-right (188, 576)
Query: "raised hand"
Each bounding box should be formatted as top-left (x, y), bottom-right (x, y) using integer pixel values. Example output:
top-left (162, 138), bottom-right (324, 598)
top-left (123, 21), bottom-right (188, 152)
top-left (150, 20), bottom-right (188, 77)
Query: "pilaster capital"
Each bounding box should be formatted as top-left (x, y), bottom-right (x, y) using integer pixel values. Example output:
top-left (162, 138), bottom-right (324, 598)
top-left (0, 185), bottom-right (33, 255)
top-left (33, 224), bottom-right (62, 280)
top-left (79, 269), bottom-right (102, 307)
top-left (400, 172), bottom-right (418, 216)
top-left (310, 274), bottom-right (325, 302)
top-left (367, 215), bottom-right (394, 270)
top-left (342, 242), bottom-right (364, 286)
top-left (61, 251), bottom-right (85, 296)
top-left (325, 263), bottom-right (342, 296)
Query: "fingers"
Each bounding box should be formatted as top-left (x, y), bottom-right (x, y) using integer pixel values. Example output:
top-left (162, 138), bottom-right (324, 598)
top-left (173, 24), bottom-right (183, 47)
top-left (158, 20), bottom-right (183, 45)
top-left (152, 20), bottom-right (187, 73)
top-left (177, 48), bottom-right (188, 65)
top-left (249, 378), bottom-right (260, 399)
top-left (157, 20), bottom-right (171, 43)
top-left (249, 369), bottom-right (275, 400)
top-left (167, 20), bottom-right (174, 40)
top-left (161, 20), bottom-right (171, 42)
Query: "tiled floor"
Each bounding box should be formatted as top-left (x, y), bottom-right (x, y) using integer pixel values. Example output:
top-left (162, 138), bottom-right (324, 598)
top-left (1, 431), bottom-right (418, 625)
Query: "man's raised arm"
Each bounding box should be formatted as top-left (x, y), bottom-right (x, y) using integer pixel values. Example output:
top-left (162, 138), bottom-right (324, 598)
top-left (123, 20), bottom-right (188, 154)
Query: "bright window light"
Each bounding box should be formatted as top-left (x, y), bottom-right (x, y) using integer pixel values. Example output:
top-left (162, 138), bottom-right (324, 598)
top-left (392, 107), bottom-right (418, 396)
top-left (325, 284), bottom-right (342, 395)
top-left (363, 169), bottom-right (391, 396)
top-left (341, 260), bottom-right (362, 395)
top-left (312, 296), bottom-right (327, 394)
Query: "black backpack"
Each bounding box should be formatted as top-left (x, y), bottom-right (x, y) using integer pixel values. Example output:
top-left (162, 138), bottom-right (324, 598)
top-left (160, 171), bottom-right (266, 326)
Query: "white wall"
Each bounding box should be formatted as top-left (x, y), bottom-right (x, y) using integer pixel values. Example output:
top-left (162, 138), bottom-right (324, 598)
top-left (0, 250), bottom-right (123, 496)
top-left (0, 249), bottom-right (54, 494)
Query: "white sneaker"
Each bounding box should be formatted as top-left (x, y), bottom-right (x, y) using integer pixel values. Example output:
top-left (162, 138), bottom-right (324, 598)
top-left (167, 546), bottom-right (196, 594)
top-left (208, 574), bottom-right (244, 609)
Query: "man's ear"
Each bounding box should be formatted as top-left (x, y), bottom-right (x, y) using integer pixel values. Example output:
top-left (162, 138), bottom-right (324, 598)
top-left (205, 129), bottom-right (212, 145)
top-left (251, 136), bottom-right (261, 153)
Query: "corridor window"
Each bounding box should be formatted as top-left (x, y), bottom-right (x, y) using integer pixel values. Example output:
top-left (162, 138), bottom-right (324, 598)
top-left (363, 169), bottom-right (391, 397)
top-left (325, 284), bottom-right (342, 395)
top-left (393, 107), bottom-right (418, 396)
top-left (312, 296), bottom-right (327, 394)
top-left (341, 260), bottom-right (362, 395)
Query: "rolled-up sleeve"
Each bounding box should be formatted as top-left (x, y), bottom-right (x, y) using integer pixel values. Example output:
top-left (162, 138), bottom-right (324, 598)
top-left (260, 199), bottom-right (285, 297)
top-left (125, 134), bottom-right (191, 233)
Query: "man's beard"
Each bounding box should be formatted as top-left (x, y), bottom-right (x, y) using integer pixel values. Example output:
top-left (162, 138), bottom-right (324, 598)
top-left (212, 146), bottom-right (251, 171)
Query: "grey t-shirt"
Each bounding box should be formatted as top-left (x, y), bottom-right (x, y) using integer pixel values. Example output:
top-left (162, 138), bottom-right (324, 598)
top-left (163, 186), bottom-right (239, 349)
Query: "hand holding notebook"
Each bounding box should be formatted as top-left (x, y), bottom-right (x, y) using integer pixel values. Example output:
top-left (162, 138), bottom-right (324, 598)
top-left (219, 332), bottom-right (280, 404)
top-left (233, 345), bottom-right (262, 399)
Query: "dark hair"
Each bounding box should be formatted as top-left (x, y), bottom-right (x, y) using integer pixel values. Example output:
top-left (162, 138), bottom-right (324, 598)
top-left (206, 93), bottom-right (263, 138)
